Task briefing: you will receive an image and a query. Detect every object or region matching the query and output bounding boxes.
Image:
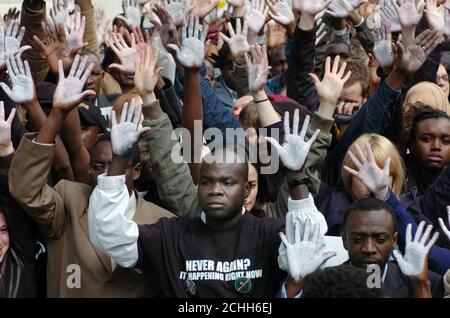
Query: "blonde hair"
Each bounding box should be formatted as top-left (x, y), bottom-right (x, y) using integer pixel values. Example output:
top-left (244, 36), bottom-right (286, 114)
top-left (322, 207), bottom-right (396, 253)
top-left (341, 134), bottom-right (405, 198)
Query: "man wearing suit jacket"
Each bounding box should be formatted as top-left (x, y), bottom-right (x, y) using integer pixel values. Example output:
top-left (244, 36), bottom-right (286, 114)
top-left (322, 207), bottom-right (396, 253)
top-left (8, 56), bottom-right (174, 297)
top-left (342, 198), bottom-right (444, 298)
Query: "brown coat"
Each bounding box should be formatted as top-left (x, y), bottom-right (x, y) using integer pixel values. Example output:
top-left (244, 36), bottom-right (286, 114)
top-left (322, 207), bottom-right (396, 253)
top-left (9, 134), bottom-right (175, 298)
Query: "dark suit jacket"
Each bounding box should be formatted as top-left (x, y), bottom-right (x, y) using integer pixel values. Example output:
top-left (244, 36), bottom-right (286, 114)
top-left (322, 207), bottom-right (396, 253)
top-left (383, 261), bottom-right (444, 298)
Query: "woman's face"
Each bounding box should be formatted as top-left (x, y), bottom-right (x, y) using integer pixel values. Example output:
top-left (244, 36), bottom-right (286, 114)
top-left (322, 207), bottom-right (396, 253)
top-left (244, 164), bottom-right (259, 211)
top-left (412, 118), bottom-right (450, 170)
top-left (351, 175), bottom-right (394, 200)
top-left (0, 212), bottom-right (9, 263)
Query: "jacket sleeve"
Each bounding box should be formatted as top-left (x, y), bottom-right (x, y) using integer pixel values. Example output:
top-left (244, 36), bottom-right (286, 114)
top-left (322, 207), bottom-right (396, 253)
top-left (88, 174), bottom-right (139, 268)
top-left (8, 134), bottom-right (66, 240)
top-left (286, 26), bottom-right (320, 111)
top-left (233, 58), bottom-right (250, 98)
top-left (200, 70), bottom-right (241, 135)
top-left (386, 190), bottom-right (450, 276)
top-left (322, 79), bottom-right (402, 186)
top-left (20, 0), bottom-right (49, 85)
top-left (81, 7), bottom-right (101, 57)
top-left (355, 19), bottom-right (374, 55)
top-left (142, 103), bottom-right (200, 218)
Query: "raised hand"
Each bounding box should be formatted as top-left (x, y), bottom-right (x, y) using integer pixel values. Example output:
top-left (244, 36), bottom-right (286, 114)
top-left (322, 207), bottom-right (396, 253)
top-left (245, 44), bottom-right (271, 93)
top-left (245, 0), bottom-right (269, 41)
top-left (0, 101), bottom-right (16, 155)
top-left (152, 4), bottom-right (179, 48)
top-left (111, 99), bottom-right (151, 156)
top-left (309, 56), bottom-right (351, 107)
top-left (108, 30), bottom-right (139, 74)
top-left (393, 0), bottom-right (424, 29)
top-left (50, 0), bottom-right (70, 29)
top-left (165, 0), bottom-right (192, 28)
top-left (373, 22), bottom-right (395, 68)
top-left (3, 7), bottom-right (20, 29)
top-left (326, 0), bottom-right (355, 18)
top-left (393, 222), bottom-right (439, 277)
top-left (0, 53), bottom-right (35, 104)
top-left (33, 19), bottom-right (85, 74)
top-left (380, 0), bottom-right (401, 32)
top-left (292, 0), bottom-right (331, 16)
top-left (280, 219), bottom-right (336, 282)
top-left (424, 0), bottom-right (445, 34)
top-left (167, 15), bottom-right (208, 70)
top-left (134, 45), bottom-right (162, 97)
top-left (53, 55), bottom-right (96, 112)
top-left (438, 207), bottom-right (450, 242)
top-left (266, 110), bottom-right (321, 172)
top-left (64, 12), bottom-right (86, 52)
top-left (266, 0), bottom-right (295, 27)
top-left (192, 0), bottom-right (220, 19)
top-left (0, 20), bottom-right (29, 67)
top-left (219, 19), bottom-right (250, 58)
top-left (343, 142), bottom-right (391, 200)
top-left (119, 0), bottom-right (142, 28)
top-left (394, 29), bottom-right (442, 76)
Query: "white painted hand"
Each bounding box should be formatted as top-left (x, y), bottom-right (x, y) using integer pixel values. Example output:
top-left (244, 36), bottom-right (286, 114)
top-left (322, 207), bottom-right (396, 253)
top-left (292, 0), bottom-right (331, 16)
top-left (246, 0), bottom-right (269, 35)
top-left (266, 0), bottom-right (295, 27)
top-left (343, 142), bottom-right (391, 201)
top-left (266, 110), bottom-right (320, 172)
top-left (244, 44), bottom-right (271, 93)
top-left (0, 53), bottom-right (35, 104)
top-left (438, 207), bottom-right (450, 242)
top-left (393, 222), bottom-right (439, 277)
top-left (0, 21), bottom-right (28, 67)
top-left (373, 22), bottom-right (395, 68)
top-left (167, 15), bottom-right (208, 70)
top-left (380, 0), bottom-right (401, 32)
top-left (111, 99), bottom-right (151, 156)
top-left (64, 12), bottom-right (86, 52)
top-left (108, 31), bottom-right (138, 74)
top-left (326, 0), bottom-right (355, 18)
top-left (122, 0), bottom-right (142, 27)
top-left (393, 0), bottom-right (424, 29)
top-left (279, 219), bottom-right (336, 282)
top-left (424, 0), bottom-right (445, 34)
top-left (220, 19), bottom-right (250, 58)
top-left (53, 55), bottom-right (96, 112)
top-left (165, 0), bottom-right (192, 28)
top-left (50, 0), bottom-right (70, 29)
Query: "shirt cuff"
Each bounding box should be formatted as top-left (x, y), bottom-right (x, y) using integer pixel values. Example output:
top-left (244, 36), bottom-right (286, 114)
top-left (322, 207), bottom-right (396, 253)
top-left (354, 16), bottom-right (365, 28)
top-left (278, 282), bottom-right (303, 298)
top-left (333, 27), bottom-right (348, 37)
top-left (288, 193), bottom-right (315, 212)
top-left (97, 173), bottom-right (126, 190)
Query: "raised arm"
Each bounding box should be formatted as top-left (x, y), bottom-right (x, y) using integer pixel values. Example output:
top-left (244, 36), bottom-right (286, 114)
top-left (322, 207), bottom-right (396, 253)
top-left (88, 98), bottom-right (150, 268)
top-left (8, 55), bottom-right (95, 239)
top-left (134, 46), bottom-right (200, 217)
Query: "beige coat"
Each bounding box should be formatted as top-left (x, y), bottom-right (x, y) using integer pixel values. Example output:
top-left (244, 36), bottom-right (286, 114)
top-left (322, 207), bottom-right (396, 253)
top-left (9, 134), bottom-right (174, 298)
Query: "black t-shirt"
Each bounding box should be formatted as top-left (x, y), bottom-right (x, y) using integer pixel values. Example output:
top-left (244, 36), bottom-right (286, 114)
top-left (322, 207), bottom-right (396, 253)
top-left (137, 212), bottom-right (286, 298)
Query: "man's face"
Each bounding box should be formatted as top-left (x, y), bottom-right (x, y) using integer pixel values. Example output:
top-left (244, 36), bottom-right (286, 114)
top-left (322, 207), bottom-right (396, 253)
top-left (340, 82), bottom-right (367, 107)
top-left (88, 140), bottom-right (141, 193)
top-left (197, 160), bottom-right (249, 222)
top-left (436, 64), bottom-right (449, 97)
top-left (327, 44), bottom-right (351, 61)
top-left (0, 212), bottom-right (9, 263)
top-left (269, 47), bottom-right (287, 77)
top-left (84, 53), bottom-right (104, 95)
top-left (412, 118), bottom-right (450, 170)
top-left (343, 209), bottom-right (398, 270)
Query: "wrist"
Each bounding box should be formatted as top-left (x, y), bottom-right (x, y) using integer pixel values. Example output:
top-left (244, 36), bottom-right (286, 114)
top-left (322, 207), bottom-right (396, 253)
top-left (22, 97), bottom-right (38, 110)
top-left (251, 90), bottom-right (267, 100)
top-left (0, 142), bottom-right (14, 157)
top-left (142, 91), bottom-right (156, 105)
top-left (386, 69), bottom-right (407, 89)
top-left (298, 13), bottom-right (315, 31)
top-left (375, 185), bottom-right (389, 201)
top-left (285, 276), bottom-right (305, 298)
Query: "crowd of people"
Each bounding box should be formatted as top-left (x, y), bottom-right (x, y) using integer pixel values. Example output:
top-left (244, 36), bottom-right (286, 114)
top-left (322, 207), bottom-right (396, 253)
top-left (0, 0), bottom-right (450, 298)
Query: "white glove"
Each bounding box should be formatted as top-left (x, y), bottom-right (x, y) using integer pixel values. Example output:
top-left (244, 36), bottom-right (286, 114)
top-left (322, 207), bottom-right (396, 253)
top-left (167, 15), bottom-right (208, 70)
top-left (111, 99), bottom-right (151, 156)
top-left (393, 222), bottom-right (439, 277)
top-left (266, 110), bottom-right (320, 172)
top-left (0, 53), bottom-right (35, 104)
top-left (373, 22), bottom-right (394, 68)
top-left (438, 207), bottom-right (450, 242)
top-left (279, 219), bottom-right (336, 282)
